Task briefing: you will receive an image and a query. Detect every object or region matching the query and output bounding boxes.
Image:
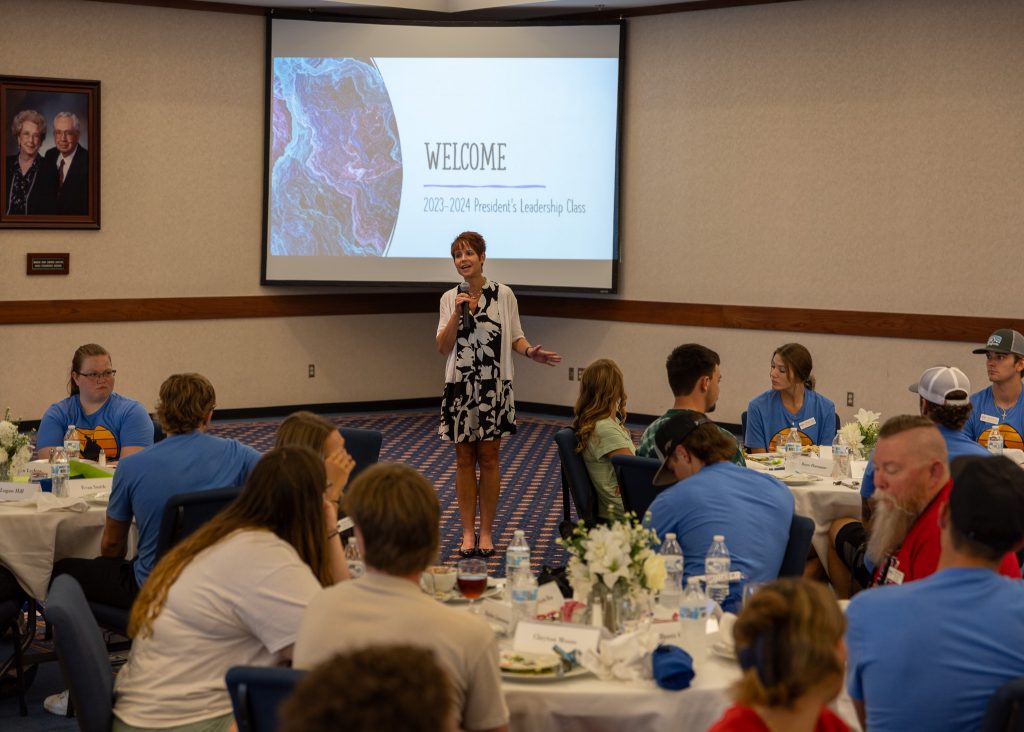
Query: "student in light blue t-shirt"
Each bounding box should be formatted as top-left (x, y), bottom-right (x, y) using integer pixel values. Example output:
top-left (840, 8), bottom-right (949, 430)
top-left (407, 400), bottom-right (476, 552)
top-left (36, 343), bottom-right (153, 461)
top-left (744, 343), bottom-right (837, 452)
top-left (963, 328), bottom-right (1024, 451)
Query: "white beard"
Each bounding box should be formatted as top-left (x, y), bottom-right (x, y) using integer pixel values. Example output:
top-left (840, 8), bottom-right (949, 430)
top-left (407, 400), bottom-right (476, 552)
top-left (866, 495), bottom-right (920, 565)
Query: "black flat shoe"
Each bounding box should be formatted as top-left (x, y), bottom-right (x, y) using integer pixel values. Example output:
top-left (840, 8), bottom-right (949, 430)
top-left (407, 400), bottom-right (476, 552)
top-left (457, 533), bottom-right (479, 558)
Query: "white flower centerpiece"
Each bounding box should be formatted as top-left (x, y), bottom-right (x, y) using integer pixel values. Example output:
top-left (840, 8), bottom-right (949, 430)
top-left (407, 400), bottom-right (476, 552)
top-left (0, 408), bottom-right (34, 483)
top-left (559, 515), bottom-right (666, 634)
top-left (838, 408), bottom-right (881, 459)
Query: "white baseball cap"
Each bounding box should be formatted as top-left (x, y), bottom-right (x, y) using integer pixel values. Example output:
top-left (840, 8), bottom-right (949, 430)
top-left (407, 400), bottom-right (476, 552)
top-left (909, 366), bottom-right (971, 406)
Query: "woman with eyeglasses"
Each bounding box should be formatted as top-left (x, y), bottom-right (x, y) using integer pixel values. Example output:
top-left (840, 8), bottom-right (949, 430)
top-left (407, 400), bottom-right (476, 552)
top-left (4, 109), bottom-right (56, 215)
top-left (36, 343), bottom-right (153, 462)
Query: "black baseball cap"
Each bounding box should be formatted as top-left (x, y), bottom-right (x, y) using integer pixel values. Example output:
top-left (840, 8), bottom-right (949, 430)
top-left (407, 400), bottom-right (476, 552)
top-left (972, 329), bottom-right (1024, 356)
top-left (949, 455), bottom-right (1024, 554)
top-left (652, 410), bottom-right (711, 487)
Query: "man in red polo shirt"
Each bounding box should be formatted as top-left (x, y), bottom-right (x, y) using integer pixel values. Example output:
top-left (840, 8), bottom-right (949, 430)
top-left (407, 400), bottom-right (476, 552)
top-left (869, 414), bottom-right (1020, 585)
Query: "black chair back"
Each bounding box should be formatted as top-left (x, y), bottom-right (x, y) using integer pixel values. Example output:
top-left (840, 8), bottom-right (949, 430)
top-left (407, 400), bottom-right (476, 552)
top-left (778, 514), bottom-right (815, 577)
top-left (740, 410), bottom-right (748, 446)
top-left (611, 454), bottom-right (664, 519)
top-left (338, 427), bottom-right (383, 481)
top-left (553, 428), bottom-right (601, 535)
top-left (981, 677), bottom-right (1024, 732)
top-left (227, 665), bottom-right (306, 732)
top-left (47, 576), bottom-right (114, 732)
top-left (155, 485), bottom-right (243, 560)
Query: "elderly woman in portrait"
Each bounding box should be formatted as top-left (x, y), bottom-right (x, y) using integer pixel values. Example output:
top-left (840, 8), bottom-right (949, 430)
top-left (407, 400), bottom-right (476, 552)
top-left (5, 109), bottom-right (56, 215)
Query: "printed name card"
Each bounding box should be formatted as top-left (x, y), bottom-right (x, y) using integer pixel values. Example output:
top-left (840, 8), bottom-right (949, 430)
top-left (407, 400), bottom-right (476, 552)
top-left (0, 482), bottom-right (39, 501)
top-left (793, 456), bottom-right (833, 477)
top-left (652, 621), bottom-right (685, 645)
top-left (65, 477), bottom-right (113, 499)
top-left (512, 621), bottom-right (602, 656)
top-left (481, 598), bottom-right (513, 626)
top-left (536, 582), bottom-right (564, 616)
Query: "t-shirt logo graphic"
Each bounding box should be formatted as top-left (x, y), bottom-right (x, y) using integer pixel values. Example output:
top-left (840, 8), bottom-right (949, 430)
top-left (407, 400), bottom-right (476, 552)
top-left (76, 426), bottom-right (119, 459)
top-left (768, 429), bottom-right (812, 452)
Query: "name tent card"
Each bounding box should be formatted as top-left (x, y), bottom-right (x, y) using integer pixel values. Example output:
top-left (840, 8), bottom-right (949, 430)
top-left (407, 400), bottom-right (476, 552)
top-left (536, 582), bottom-right (564, 616)
top-left (65, 477), bottom-right (113, 499)
top-left (793, 456), bottom-right (833, 477)
top-left (512, 621), bottom-right (603, 656)
top-left (0, 482), bottom-right (39, 501)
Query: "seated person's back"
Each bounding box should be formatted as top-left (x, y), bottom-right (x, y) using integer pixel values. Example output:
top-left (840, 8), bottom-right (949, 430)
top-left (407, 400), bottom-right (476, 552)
top-left (293, 463), bottom-right (509, 732)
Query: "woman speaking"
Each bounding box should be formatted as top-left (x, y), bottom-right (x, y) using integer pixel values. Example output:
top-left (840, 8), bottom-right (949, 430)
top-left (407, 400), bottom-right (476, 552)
top-left (436, 231), bottom-right (560, 558)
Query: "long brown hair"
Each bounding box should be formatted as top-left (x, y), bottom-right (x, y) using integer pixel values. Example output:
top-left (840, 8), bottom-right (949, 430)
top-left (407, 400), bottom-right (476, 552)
top-left (129, 447), bottom-right (332, 639)
top-left (774, 343), bottom-right (816, 391)
top-left (571, 358), bottom-right (628, 454)
top-left (275, 410), bottom-right (336, 455)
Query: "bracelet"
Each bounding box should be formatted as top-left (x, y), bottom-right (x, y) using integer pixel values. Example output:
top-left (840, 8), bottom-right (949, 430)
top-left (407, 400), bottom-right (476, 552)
top-left (326, 529), bottom-right (340, 540)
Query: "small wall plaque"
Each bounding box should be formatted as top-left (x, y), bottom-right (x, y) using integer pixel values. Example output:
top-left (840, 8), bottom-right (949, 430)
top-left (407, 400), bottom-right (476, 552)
top-left (27, 252), bottom-right (70, 275)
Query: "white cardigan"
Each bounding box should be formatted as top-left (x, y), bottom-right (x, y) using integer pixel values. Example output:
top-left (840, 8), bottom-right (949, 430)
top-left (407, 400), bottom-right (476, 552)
top-left (437, 282), bottom-right (525, 384)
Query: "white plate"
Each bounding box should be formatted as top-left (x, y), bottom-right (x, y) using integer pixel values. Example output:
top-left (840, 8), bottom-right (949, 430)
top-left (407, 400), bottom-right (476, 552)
top-left (85, 492), bottom-right (110, 505)
top-left (501, 666), bottom-right (589, 683)
top-left (500, 649), bottom-right (562, 673)
top-left (776, 473), bottom-right (822, 486)
top-left (711, 640), bottom-right (736, 661)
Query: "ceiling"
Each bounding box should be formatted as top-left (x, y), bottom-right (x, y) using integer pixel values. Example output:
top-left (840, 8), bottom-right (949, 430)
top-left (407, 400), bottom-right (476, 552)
top-left (175, 0), bottom-right (792, 22)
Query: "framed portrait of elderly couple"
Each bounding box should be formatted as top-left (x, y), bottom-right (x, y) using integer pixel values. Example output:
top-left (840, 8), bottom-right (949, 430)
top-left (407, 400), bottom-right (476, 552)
top-left (1, 75), bottom-right (100, 229)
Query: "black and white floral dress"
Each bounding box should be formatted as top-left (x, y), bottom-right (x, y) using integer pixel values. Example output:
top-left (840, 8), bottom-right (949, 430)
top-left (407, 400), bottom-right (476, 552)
top-left (439, 281), bottom-right (519, 443)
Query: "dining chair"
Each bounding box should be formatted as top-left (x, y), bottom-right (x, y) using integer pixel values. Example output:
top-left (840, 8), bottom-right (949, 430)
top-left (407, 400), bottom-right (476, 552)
top-left (611, 454), bottom-right (664, 519)
top-left (777, 514), bottom-right (815, 578)
top-left (87, 485), bottom-right (243, 637)
top-left (227, 665), bottom-right (306, 732)
top-left (338, 427), bottom-right (384, 481)
top-left (553, 427), bottom-right (603, 537)
top-left (980, 676), bottom-right (1024, 732)
top-left (0, 597), bottom-right (32, 716)
top-left (46, 575), bottom-right (114, 732)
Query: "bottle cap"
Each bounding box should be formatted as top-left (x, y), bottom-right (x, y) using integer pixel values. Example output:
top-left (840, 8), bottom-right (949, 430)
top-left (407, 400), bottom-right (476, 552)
top-left (713, 534), bottom-right (724, 542)
top-left (514, 529), bottom-right (525, 537)
top-left (665, 532), bottom-right (676, 540)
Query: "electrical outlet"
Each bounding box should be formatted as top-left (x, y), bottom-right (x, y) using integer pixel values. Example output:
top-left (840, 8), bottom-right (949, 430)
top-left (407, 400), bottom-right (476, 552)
top-left (308, 364), bottom-right (316, 378)
top-left (847, 392), bottom-right (854, 407)
top-left (577, 366), bottom-right (585, 379)
top-left (568, 367), bottom-right (574, 381)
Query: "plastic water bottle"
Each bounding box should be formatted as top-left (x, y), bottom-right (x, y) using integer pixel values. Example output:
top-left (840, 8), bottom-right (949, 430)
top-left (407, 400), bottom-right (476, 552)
top-left (783, 427), bottom-right (802, 471)
top-left (659, 532), bottom-right (684, 614)
top-left (345, 537), bottom-right (365, 578)
top-left (50, 446), bottom-right (70, 498)
top-left (705, 535), bottom-right (730, 606)
top-left (642, 510), bottom-right (654, 532)
top-left (679, 577), bottom-right (709, 659)
top-left (988, 424), bottom-right (1005, 455)
top-left (506, 529), bottom-right (530, 577)
top-left (63, 425), bottom-right (80, 460)
top-left (831, 432), bottom-right (852, 479)
top-left (509, 563), bottom-right (539, 631)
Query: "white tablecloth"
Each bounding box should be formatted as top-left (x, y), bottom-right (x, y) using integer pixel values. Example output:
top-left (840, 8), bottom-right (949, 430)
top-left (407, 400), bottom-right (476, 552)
top-left (502, 636), bottom-right (862, 731)
top-left (0, 498), bottom-right (132, 599)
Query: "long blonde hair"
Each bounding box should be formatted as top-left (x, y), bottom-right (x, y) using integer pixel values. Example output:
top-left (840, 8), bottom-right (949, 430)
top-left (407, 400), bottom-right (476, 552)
top-left (571, 358), bottom-right (628, 453)
top-left (129, 447), bottom-right (332, 639)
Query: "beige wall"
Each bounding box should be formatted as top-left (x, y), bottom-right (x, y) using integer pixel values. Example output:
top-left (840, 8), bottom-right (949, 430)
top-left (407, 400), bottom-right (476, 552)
top-left (1, 0), bottom-right (1020, 427)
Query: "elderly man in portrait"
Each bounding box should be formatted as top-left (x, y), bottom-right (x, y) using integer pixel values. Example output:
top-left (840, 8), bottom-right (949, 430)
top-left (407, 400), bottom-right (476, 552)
top-left (44, 111), bottom-right (89, 215)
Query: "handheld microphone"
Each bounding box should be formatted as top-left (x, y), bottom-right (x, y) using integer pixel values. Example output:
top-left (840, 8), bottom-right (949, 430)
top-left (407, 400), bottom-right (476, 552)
top-left (457, 282), bottom-right (471, 332)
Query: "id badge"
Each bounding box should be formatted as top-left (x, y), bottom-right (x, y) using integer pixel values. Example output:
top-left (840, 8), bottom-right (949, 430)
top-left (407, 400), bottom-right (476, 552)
top-left (884, 558), bottom-right (904, 586)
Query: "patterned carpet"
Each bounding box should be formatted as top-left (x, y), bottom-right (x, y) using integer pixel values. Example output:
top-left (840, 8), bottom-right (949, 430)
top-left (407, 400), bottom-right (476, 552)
top-left (209, 411), bottom-right (646, 577)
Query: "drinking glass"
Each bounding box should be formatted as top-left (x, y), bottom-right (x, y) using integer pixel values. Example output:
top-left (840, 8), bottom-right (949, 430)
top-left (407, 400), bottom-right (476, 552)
top-left (457, 558), bottom-right (488, 614)
top-left (742, 581), bottom-right (766, 609)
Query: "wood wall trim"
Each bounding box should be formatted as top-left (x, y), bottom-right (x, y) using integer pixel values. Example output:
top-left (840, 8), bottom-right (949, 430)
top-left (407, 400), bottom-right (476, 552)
top-left (2, 294), bottom-right (1020, 344)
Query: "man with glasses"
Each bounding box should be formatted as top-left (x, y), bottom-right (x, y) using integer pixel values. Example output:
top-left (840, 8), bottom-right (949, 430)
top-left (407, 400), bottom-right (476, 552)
top-left (43, 111), bottom-right (89, 215)
top-left (964, 329), bottom-right (1024, 450)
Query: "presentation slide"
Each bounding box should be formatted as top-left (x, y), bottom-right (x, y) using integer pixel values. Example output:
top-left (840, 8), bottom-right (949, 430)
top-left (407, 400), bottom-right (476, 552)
top-left (263, 20), bottom-right (622, 291)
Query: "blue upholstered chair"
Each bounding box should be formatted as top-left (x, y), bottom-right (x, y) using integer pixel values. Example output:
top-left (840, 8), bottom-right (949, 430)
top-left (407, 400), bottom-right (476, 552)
top-left (553, 427), bottom-right (603, 537)
top-left (778, 514), bottom-right (815, 578)
top-left (338, 427), bottom-right (383, 481)
top-left (227, 665), bottom-right (306, 732)
top-left (611, 454), bottom-right (664, 519)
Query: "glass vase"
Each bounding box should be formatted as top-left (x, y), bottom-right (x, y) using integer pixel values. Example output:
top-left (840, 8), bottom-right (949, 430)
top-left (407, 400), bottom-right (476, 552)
top-left (0, 461), bottom-right (10, 482)
top-left (590, 581), bottom-right (628, 635)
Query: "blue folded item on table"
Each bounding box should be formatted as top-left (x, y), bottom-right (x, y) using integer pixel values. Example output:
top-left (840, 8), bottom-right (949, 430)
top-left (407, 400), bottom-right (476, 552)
top-left (652, 644), bottom-right (695, 690)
